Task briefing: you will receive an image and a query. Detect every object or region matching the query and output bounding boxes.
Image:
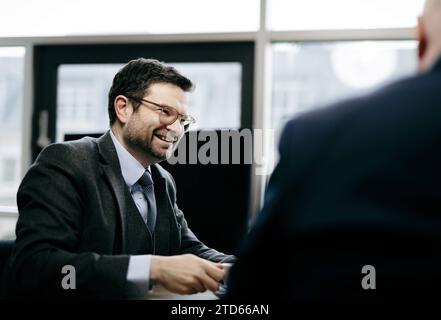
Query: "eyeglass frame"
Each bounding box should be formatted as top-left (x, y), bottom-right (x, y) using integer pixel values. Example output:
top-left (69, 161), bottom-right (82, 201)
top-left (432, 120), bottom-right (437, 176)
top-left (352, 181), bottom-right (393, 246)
top-left (125, 94), bottom-right (196, 132)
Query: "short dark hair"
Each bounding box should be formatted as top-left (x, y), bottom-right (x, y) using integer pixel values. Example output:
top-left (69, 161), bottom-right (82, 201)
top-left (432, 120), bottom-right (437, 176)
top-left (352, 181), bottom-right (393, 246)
top-left (108, 58), bottom-right (194, 125)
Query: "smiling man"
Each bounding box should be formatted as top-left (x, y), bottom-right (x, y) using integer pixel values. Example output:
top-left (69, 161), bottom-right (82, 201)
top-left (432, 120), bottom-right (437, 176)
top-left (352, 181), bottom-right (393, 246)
top-left (2, 58), bottom-right (234, 299)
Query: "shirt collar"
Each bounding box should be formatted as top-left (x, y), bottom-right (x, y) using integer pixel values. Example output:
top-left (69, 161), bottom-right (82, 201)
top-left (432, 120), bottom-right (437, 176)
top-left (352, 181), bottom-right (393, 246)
top-left (110, 129), bottom-right (149, 188)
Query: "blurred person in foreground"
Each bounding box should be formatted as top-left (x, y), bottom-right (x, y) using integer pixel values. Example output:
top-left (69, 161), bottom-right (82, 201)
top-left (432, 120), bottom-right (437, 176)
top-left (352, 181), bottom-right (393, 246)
top-left (1, 58), bottom-right (234, 299)
top-left (227, 0), bottom-right (441, 299)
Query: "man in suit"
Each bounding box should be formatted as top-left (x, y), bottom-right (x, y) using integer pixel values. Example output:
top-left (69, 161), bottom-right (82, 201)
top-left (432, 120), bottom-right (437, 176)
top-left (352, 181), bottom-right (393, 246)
top-left (2, 58), bottom-right (233, 299)
top-left (227, 0), bottom-right (441, 299)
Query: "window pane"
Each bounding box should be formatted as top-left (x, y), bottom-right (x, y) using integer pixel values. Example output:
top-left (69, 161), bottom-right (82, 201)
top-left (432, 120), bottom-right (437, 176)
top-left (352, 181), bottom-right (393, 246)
top-left (1, 0), bottom-right (259, 37)
top-left (0, 211), bottom-right (17, 240)
top-left (172, 63), bottom-right (242, 130)
top-left (0, 47), bottom-right (25, 207)
top-left (57, 64), bottom-right (119, 141)
top-left (57, 62), bottom-right (241, 141)
top-left (2, 159), bottom-right (16, 183)
top-left (272, 41), bottom-right (418, 134)
top-left (269, 0), bottom-right (425, 30)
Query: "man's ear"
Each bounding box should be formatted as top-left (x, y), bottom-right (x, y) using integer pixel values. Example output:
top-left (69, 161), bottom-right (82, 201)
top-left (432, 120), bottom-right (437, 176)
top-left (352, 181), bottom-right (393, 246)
top-left (114, 95), bottom-right (131, 124)
top-left (418, 16), bottom-right (427, 61)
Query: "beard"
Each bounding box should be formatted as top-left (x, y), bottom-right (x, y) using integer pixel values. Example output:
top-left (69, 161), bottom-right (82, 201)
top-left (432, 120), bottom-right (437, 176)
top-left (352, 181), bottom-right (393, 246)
top-left (124, 123), bottom-right (177, 162)
top-left (130, 135), bottom-right (169, 161)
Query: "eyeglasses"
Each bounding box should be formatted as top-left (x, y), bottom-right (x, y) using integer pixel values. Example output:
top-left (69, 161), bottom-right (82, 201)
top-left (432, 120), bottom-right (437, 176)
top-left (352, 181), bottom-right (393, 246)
top-left (126, 95), bottom-right (196, 132)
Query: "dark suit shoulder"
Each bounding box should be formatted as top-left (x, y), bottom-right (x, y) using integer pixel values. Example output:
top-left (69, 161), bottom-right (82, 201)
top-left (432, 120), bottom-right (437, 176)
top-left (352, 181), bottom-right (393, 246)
top-left (279, 104), bottom-right (345, 163)
top-left (29, 138), bottom-right (102, 191)
top-left (36, 137), bottom-right (98, 166)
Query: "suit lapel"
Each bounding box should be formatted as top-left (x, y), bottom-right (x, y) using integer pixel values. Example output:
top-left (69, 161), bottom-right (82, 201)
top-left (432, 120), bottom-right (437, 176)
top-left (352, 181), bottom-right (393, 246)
top-left (96, 131), bottom-right (127, 253)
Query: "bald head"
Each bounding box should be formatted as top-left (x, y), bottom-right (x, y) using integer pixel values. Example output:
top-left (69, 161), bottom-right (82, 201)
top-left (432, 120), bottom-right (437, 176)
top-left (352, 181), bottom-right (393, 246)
top-left (418, 0), bottom-right (441, 72)
top-left (423, 0), bottom-right (441, 15)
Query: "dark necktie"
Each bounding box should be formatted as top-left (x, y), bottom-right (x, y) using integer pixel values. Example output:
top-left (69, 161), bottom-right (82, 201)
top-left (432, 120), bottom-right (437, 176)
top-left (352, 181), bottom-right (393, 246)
top-left (137, 170), bottom-right (157, 234)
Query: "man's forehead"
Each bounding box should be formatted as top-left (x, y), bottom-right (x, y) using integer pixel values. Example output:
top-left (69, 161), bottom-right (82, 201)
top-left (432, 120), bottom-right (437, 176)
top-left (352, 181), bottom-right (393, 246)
top-left (145, 83), bottom-right (189, 112)
top-left (146, 82), bottom-right (187, 97)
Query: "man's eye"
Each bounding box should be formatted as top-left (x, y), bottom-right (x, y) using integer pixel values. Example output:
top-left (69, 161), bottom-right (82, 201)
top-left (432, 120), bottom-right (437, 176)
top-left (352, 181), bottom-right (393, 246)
top-left (159, 108), bottom-right (170, 116)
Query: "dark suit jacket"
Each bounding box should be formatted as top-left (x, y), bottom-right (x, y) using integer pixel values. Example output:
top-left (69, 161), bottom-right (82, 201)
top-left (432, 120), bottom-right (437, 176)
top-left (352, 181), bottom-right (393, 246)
top-left (227, 59), bottom-right (441, 299)
top-left (2, 131), bottom-right (232, 299)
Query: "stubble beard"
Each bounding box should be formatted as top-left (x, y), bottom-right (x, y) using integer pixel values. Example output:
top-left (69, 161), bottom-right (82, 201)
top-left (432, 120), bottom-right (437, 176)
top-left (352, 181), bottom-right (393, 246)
top-left (125, 127), bottom-right (175, 162)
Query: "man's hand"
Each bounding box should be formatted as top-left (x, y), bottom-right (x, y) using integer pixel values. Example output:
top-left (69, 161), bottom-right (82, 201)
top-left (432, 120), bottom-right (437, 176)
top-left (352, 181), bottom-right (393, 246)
top-left (150, 254), bottom-right (224, 295)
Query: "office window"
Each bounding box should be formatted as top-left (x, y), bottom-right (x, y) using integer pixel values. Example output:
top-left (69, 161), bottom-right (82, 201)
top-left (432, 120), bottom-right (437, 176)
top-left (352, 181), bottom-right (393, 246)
top-left (1, 159), bottom-right (16, 183)
top-left (269, 0), bottom-right (425, 30)
top-left (1, 0), bottom-right (259, 37)
top-left (56, 62), bottom-right (242, 141)
top-left (0, 47), bottom-right (25, 207)
top-left (272, 41), bottom-right (417, 134)
top-left (0, 212), bottom-right (17, 240)
top-left (172, 63), bottom-right (242, 130)
top-left (57, 64), bottom-right (119, 141)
